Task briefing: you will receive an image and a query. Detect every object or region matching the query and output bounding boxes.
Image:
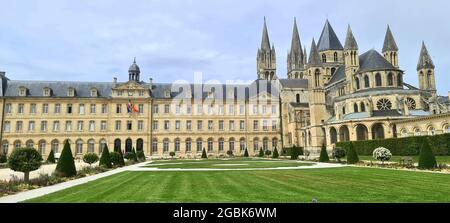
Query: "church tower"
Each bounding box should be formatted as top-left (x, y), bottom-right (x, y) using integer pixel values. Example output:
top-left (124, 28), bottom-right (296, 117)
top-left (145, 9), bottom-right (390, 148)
top-left (287, 18), bottom-right (305, 79)
top-left (343, 25), bottom-right (359, 93)
top-left (382, 25), bottom-right (399, 68)
top-left (257, 17), bottom-right (277, 80)
top-left (306, 39), bottom-right (328, 152)
top-left (417, 41), bottom-right (436, 93)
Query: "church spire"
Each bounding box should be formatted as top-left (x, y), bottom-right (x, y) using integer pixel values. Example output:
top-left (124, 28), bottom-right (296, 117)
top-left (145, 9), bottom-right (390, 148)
top-left (257, 17), bottom-right (276, 80)
top-left (344, 25), bottom-right (358, 50)
top-left (289, 17), bottom-right (303, 57)
top-left (308, 39), bottom-right (322, 66)
top-left (261, 17), bottom-right (271, 51)
top-left (317, 19), bottom-right (343, 52)
top-left (287, 17), bottom-right (305, 77)
top-left (382, 25), bottom-right (398, 53)
top-left (417, 41), bottom-right (435, 70)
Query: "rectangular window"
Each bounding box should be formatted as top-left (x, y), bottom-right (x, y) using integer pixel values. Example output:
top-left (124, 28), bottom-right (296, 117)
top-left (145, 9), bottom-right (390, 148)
top-left (127, 121), bottom-right (132, 130)
top-left (5, 104), bottom-right (12, 114)
top-left (263, 120), bottom-right (268, 131)
top-left (53, 121), bottom-right (60, 132)
top-left (28, 121), bottom-right (35, 132)
top-left (164, 104), bottom-right (170, 114)
top-left (229, 120), bottom-right (235, 131)
top-left (253, 120), bottom-right (259, 130)
top-left (138, 104), bottom-right (144, 114)
top-left (152, 121), bottom-right (158, 130)
top-left (30, 104), bottom-right (36, 114)
top-left (101, 121), bottom-right (107, 131)
top-left (219, 105), bottom-right (224, 115)
top-left (79, 104), bottom-right (85, 115)
top-left (153, 104), bottom-right (159, 114)
top-left (197, 120), bottom-right (203, 130)
top-left (90, 104), bottom-right (96, 114)
top-left (138, 120), bottom-right (144, 131)
top-left (272, 120), bottom-right (277, 130)
top-left (43, 104), bottom-right (49, 114)
top-left (4, 121), bottom-right (10, 132)
top-left (117, 90), bottom-right (123, 96)
top-left (116, 104), bottom-right (122, 114)
top-left (16, 121), bottom-right (23, 132)
top-left (186, 120), bottom-right (192, 130)
top-left (101, 104), bottom-right (108, 114)
top-left (208, 120), bottom-right (213, 130)
top-left (164, 120), bottom-right (170, 130)
top-left (228, 104), bottom-right (234, 114)
top-left (115, 120), bottom-right (121, 131)
top-left (55, 104), bottom-right (61, 114)
top-left (18, 104), bottom-right (24, 114)
top-left (219, 120), bottom-right (224, 131)
top-left (67, 104), bottom-right (72, 114)
top-left (89, 121), bottom-right (95, 131)
top-left (253, 105), bottom-right (257, 114)
top-left (272, 105), bottom-right (277, 114)
top-left (186, 105), bottom-right (192, 114)
top-left (152, 141), bottom-right (158, 153)
top-left (41, 121), bottom-right (47, 132)
top-left (77, 121), bottom-right (84, 131)
top-left (197, 104), bottom-right (203, 114)
top-left (240, 120), bottom-right (245, 130)
top-left (175, 120), bottom-right (181, 131)
top-left (139, 90), bottom-right (144, 96)
top-left (262, 105), bottom-right (267, 114)
top-left (65, 121), bottom-right (72, 132)
top-left (175, 105), bottom-right (180, 114)
top-left (240, 105), bottom-right (245, 115)
top-left (208, 140), bottom-right (213, 152)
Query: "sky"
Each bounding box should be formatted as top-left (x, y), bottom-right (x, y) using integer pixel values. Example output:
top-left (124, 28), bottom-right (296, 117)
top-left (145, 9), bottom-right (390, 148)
top-left (0, 0), bottom-right (449, 95)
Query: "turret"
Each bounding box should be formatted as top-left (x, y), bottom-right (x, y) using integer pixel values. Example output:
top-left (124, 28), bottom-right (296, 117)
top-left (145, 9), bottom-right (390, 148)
top-left (382, 25), bottom-right (399, 68)
top-left (417, 41), bottom-right (436, 93)
top-left (343, 25), bottom-right (359, 93)
top-left (128, 57), bottom-right (141, 82)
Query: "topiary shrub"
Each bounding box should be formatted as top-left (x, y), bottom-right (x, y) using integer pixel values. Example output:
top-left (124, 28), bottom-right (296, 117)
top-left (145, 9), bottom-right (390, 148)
top-left (226, 150), bottom-right (234, 157)
top-left (201, 148), bottom-right (207, 159)
top-left (319, 144), bottom-right (330, 162)
top-left (131, 148), bottom-right (138, 162)
top-left (372, 147), bottom-right (392, 165)
top-left (136, 150), bottom-right (146, 162)
top-left (116, 149), bottom-right (125, 167)
top-left (264, 150), bottom-right (271, 158)
top-left (99, 144), bottom-right (112, 168)
top-left (346, 142), bottom-right (359, 164)
top-left (272, 147), bottom-right (279, 159)
top-left (55, 140), bottom-right (77, 177)
top-left (418, 140), bottom-right (437, 169)
top-left (243, 148), bottom-right (249, 157)
top-left (290, 146), bottom-right (300, 160)
top-left (109, 152), bottom-right (121, 167)
top-left (169, 151), bottom-right (176, 159)
top-left (47, 149), bottom-right (56, 164)
top-left (8, 148), bottom-right (43, 183)
top-left (258, 148), bottom-right (264, 158)
top-left (0, 153), bottom-right (7, 163)
top-left (83, 153), bottom-right (99, 166)
top-left (332, 147), bottom-right (346, 163)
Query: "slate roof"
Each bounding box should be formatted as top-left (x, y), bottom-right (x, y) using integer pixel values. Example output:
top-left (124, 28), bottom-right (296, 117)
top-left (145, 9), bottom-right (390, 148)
top-left (358, 49), bottom-right (396, 72)
top-left (344, 25), bottom-right (358, 50)
top-left (417, 41), bottom-right (435, 70)
top-left (278, 79), bottom-right (308, 88)
top-left (308, 39), bottom-right (322, 66)
top-left (372, 109), bottom-right (402, 117)
top-left (382, 26), bottom-right (398, 53)
top-left (260, 17), bottom-right (271, 51)
top-left (317, 20), bottom-right (344, 51)
top-left (289, 18), bottom-right (304, 61)
top-left (326, 65), bottom-right (345, 86)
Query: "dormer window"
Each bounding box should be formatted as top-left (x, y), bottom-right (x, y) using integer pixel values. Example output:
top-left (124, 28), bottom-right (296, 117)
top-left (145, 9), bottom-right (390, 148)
top-left (67, 87), bottom-right (75, 97)
top-left (42, 87), bottom-right (52, 97)
top-left (90, 88), bottom-right (98, 97)
top-left (164, 89), bottom-right (171, 98)
top-left (18, 86), bottom-right (27, 97)
top-left (117, 90), bottom-right (123, 96)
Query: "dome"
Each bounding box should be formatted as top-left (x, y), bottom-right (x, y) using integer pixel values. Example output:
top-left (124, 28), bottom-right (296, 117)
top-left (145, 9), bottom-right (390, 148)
top-left (128, 58), bottom-right (140, 73)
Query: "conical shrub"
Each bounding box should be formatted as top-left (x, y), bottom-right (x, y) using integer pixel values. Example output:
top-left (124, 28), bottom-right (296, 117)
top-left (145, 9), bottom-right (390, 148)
top-left (244, 148), bottom-right (249, 157)
top-left (258, 148), bottom-right (264, 157)
top-left (201, 148), bottom-right (207, 159)
top-left (55, 140), bottom-right (77, 177)
top-left (319, 144), bottom-right (330, 162)
top-left (47, 149), bottom-right (56, 164)
top-left (418, 140), bottom-right (437, 169)
top-left (99, 144), bottom-right (112, 168)
top-left (346, 142), bottom-right (359, 164)
top-left (272, 147), bottom-right (279, 159)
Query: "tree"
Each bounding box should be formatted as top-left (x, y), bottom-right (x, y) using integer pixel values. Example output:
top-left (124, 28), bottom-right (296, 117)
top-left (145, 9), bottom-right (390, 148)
top-left (290, 146), bottom-right (300, 160)
top-left (8, 148), bottom-right (43, 183)
top-left (0, 153), bottom-right (7, 163)
top-left (264, 150), bottom-right (272, 158)
top-left (99, 144), bottom-right (112, 168)
top-left (258, 148), bottom-right (264, 158)
top-left (109, 152), bottom-right (121, 167)
top-left (118, 149), bottom-right (125, 166)
top-left (243, 148), bottom-right (249, 157)
top-left (55, 140), bottom-right (77, 177)
top-left (169, 151), bottom-right (176, 159)
top-left (47, 149), bottom-right (56, 164)
top-left (131, 148), bottom-right (138, 162)
top-left (272, 147), bottom-right (279, 159)
top-left (332, 147), bottom-right (346, 163)
top-left (418, 140), bottom-right (437, 169)
top-left (346, 142), bottom-right (359, 164)
top-left (200, 148), bottom-right (207, 159)
top-left (137, 150), bottom-right (146, 162)
top-left (319, 144), bottom-right (330, 162)
top-left (83, 153), bottom-right (99, 166)
top-left (372, 147), bottom-right (392, 165)
top-left (226, 150), bottom-right (234, 157)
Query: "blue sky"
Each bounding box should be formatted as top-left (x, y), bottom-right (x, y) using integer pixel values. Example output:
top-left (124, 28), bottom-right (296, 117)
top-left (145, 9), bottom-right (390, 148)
top-left (0, 0), bottom-right (449, 95)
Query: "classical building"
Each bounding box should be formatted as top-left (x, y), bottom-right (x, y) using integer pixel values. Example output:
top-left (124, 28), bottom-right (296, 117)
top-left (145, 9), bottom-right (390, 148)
top-left (0, 18), bottom-right (449, 158)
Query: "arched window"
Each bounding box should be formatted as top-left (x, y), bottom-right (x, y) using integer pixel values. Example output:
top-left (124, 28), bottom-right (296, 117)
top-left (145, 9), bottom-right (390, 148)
top-left (400, 129), bottom-right (408, 137)
top-left (322, 54), bottom-right (327, 63)
top-left (333, 52), bottom-right (338, 62)
top-left (76, 139), bottom-right (83, 154)
top-left (263, 138), bottom-right (269, 151)
top-left (427, 126), bottom-right (436, 136)
top-left (114, 139), bottom-right (121, 152)
top-left (372, 123), bottom-right (385, 139)
top-left (355, 77), bottom-right (360, 89)
top-left (88, 139), bottom-right (95, 153)
top-left (397, 73), bottom-right (403, 87)
top-left (360, 102), bottom-right (366, 112)
top-left (38, 140), bottom-right (46, 155)
top-left (100, 139), bottom-right (107, 153)
top-left (207, 138), bottom-right (213, 152)
top-left (152, 139), bottom-right (158, 153)
top-left (253, 138), bottom-right (259, 152)
top-left (443, 124), bottom-right (450, 133)
top-left (342, 106), bottom-right (346, 115)
top-left (2, 141), bottom-right (9, 155)
top-left (414, 128), bottom-right (421, 136)
top-left (125, 138), bottom-right (132, 152)
top-left (339, 126), bottom-right (350, 142)
top-left (314, 69), bottom-right (320, 87)
top-left (136, 138), bottom-right (143, 152)
top-left (51, 140), bottom-right (59, 153)
top-left (387, 72), bottom-right (394, 86)
top-left (163, 138), bottom-right (170, 152)
top-left (218, 138), bottom-right (224, 152)
top-left (196, 138), bottom-right (202, 153)
top-left (185, 138), bottom-right (192, 152)
top-left (240, 138), bottom-right (246, 151)
top-left (26, 140), bottom-right (34, 148)
top-left (330, 128), bottom-right (337, 144)
top-left (427, 70), bottom-right (433, 88)
top-left (296, 94), bottom-right (300, 103)
top-left (229, 138), bottom-right (235, 151)
top-left (356, 124), bottom-right (369, 141)
top-left (174, 138), bottom-right (180, 152)
top-left (364, 75), bottom-right (370, 88)
top-left (272, 138), bottom-right (278, 149)
top-left (354, 103), bottom-right (358, 113)
top-left (375, 73), bottom-right (382, 86)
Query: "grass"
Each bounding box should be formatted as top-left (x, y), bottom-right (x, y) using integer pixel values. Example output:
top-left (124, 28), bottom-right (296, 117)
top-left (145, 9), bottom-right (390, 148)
top-left (145, 159), bottom-right (312, 169)
top-left (26, 166), bottom-right (450, 203)
top-left (357, 156), bottom-right (450, 164)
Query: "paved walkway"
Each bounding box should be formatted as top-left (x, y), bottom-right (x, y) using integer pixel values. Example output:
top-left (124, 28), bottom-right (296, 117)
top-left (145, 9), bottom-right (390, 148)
top-left (0, 161), bottom-right (93, 181)
top-left (0, 162), bottom-right (149, 203)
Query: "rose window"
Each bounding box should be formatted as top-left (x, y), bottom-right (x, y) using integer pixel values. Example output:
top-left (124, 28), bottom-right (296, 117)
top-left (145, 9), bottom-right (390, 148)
top-left (376, 98), bottom-right (392, 110)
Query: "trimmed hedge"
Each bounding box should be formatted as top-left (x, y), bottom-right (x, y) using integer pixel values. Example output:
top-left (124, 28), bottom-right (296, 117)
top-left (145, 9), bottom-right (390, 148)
top-left (418, 140), bottom-right (437, 169)
top-left (346, 142), bottom-right (359, 164)
top-left (319, 144), bottom-right (329, 162)
top-left (284, 146), bottom-right (303, 160)
top-left (55, 141), bottom-right (77, 177)
top-left (336, 133), bottom-right (450, 156)
top-left (47, 150), bottom-right (56, 164)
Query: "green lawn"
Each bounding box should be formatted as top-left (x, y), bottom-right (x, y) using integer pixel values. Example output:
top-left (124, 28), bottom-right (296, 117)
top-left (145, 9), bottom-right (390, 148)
top-left (26, 167), bottom-right (450, 203)
top-left (145, 159), bottom-right (312, 169)
top-left (357, 156), bottom-right (450, 164)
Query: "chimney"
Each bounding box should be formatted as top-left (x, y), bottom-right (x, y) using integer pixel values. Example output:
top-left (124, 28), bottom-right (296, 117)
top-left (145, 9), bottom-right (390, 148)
top-left (113, 77), bottom-right (117, 87)
top-left (149, 78), bottom-right (153, 90)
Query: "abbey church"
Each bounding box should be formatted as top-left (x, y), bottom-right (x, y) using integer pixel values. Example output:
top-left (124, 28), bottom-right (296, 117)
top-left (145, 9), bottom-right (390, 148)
top-left (0, 18), bottom-right (449, 158)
